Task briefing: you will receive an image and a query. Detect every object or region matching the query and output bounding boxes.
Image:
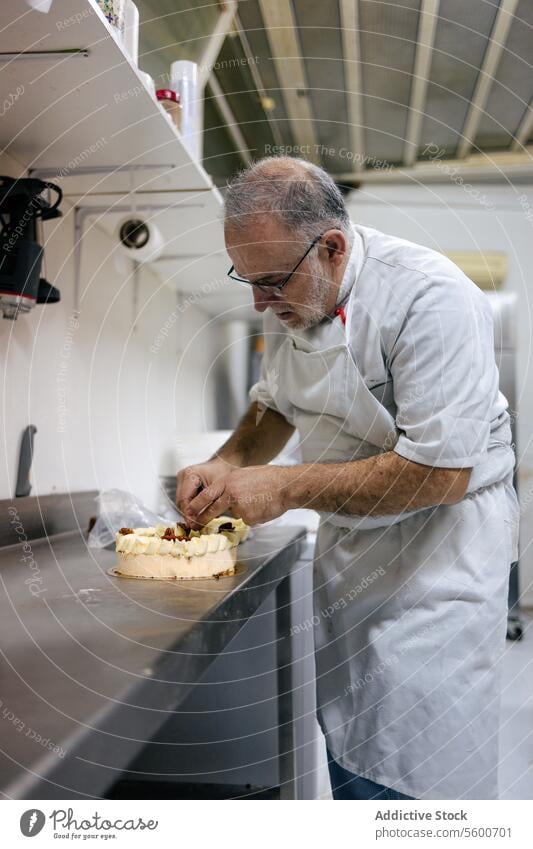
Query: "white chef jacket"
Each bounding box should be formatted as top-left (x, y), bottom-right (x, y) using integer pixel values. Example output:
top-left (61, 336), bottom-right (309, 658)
top-left (249, 223), bottom-right (519, 799)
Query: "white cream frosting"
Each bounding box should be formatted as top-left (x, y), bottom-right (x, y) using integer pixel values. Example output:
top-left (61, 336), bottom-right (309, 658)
top-left (115, 516), bottom-right (249, 559)
top-left (115, 547), bottom-right (238, 580)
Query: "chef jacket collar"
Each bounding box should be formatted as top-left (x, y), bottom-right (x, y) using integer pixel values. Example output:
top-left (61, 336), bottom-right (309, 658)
top-left (335, 221), bottom-right (365, 309)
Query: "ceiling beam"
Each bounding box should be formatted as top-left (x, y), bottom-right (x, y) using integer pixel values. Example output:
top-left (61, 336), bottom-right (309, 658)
top-left (258, 0), bottom-right (320, 164)
top-left (198, 0), bottom-right (238, 89)
top-left (336, 147), bottom-right (533, 183)
top-left (404, 0), bottom-right (439, 166)
top-left (234, 11), bottom-right (285, 149)
top-left (511, 98), bottom-right (533, 150)
top-left (457, 0), bottom-right (520, 159)
top-left (339, 0), bottom-right (364, 173)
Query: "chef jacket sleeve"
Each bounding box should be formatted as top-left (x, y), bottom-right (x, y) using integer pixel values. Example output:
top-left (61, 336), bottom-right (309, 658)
top-left (248, 355), bottom-right (283, 415)
top-left (389, 274), bottom-right (495, 468)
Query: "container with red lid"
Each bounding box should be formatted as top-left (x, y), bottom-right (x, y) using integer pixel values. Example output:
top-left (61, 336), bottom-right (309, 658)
top-left (156, 89), bottom-right (182, 132)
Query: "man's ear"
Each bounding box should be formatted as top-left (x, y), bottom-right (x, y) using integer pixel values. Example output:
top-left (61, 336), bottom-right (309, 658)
top-left (324, 231), bottom-right (347, 265)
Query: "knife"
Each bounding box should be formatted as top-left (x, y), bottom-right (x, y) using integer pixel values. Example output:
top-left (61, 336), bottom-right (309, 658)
top-left (15, 425), bottom-right (37, 497)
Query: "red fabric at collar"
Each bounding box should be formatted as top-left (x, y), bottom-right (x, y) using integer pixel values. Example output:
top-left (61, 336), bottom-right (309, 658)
top-left (334, 306), bottom-right (346, 325)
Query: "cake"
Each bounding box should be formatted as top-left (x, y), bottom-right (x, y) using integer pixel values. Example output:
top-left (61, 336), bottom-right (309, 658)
top-left (114, 516), bottom-right (249, 580)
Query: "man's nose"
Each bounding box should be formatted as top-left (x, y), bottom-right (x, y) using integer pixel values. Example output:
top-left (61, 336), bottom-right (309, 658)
top-left (252, 287), bottom-right (275, 313)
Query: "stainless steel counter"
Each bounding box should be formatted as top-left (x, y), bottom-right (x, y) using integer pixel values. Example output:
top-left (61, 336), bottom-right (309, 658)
top-left (0, 523), bottom-right (305, 799)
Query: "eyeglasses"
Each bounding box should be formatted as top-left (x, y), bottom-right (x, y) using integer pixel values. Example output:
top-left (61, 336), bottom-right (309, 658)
top-left (227, 232), bottom-right (325, 293)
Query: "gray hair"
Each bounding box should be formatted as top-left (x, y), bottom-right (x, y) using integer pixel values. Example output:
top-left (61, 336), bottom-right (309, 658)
top-left (224, 156), bottom-right (351, 240)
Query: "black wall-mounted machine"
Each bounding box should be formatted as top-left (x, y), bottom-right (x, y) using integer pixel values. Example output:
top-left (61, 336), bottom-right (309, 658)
top-left (0, 175), bottom-right (63, 320)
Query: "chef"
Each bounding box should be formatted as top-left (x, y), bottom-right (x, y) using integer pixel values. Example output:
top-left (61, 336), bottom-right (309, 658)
top-left (176, 156), bottom-right (519, 800)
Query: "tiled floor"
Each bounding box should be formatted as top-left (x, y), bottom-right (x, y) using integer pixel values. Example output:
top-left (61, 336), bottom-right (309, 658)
top-left (314, 612), bottom-right (533, 800)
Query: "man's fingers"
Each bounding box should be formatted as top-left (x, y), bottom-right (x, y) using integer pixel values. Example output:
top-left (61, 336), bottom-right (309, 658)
top-left (186, 479), bottom-right (228, 528)
top-left (192, 493), bottom-right (232, 527)
top-left (176, 472), bottom-right (203, 514)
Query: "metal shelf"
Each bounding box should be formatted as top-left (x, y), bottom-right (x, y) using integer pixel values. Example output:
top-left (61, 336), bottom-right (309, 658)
top-left (0, 0), bottom-right (214, 195)
top-left (0, 1), bottom-right (253, 312)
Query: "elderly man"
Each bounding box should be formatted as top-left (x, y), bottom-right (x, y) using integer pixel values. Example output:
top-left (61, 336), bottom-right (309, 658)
top-left (176, 157), bottom-right (519, 800)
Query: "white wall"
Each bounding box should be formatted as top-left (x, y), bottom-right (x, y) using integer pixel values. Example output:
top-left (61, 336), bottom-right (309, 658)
top-left (0, 153), bottom-right (218, 511)
top-left (347, 182), bottom-right (533, 605)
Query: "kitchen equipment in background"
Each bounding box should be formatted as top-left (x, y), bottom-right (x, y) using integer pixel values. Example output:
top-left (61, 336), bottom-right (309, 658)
top-left (123, 0), bottom-right (139, 65)
top-left (214, 322), bottom-right (253, 428)
top-left (116, 215), bottom-right (164, 263)
top-left (486, 292), bottom-right (522, 640)
top-left (156, 89), bottom-right (182, 132)
top-left (15, 425), bottom-right (36, 497)
top-left (444, 251), bottom-right (507, 291)
top-left (170, 60), bottom-right (200, 160)
top-left (96, 0), bottom-right (126, 38)
top-left (0, 176), bottom-right (63, 320)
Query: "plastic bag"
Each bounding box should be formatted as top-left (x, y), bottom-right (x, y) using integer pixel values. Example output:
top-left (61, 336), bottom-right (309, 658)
top-left (88, 488), bottom-right (181, 549)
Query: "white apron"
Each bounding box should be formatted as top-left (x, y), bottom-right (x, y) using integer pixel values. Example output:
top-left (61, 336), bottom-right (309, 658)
top-left (265, 293), bottom-right (519, 800)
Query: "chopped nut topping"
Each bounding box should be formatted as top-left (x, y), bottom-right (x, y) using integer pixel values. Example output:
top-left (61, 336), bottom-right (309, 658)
top-left (161, 526), bottom-right (190, 542)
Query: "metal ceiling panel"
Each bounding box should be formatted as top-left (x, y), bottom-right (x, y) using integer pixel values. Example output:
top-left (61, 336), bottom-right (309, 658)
top-left (419, 0), bottom-right (499, 157)
top-left (340, 0), bottom-right (365, 172)
top-left (475, 0), bottom-right (533, 150)
top-left (359, 0), bottom-right (421, 165)
top-left (258, 0), bottom-right (320, 162)
top-left (213, 36), bottom-right (277, 159)
top-left (292, 0), bottom-right (351, 171)
top-left (139, 1), bottom-right (533, 184)
top-left (404, 0), bottom-right (440, 165)
top-left (457, 0), bottom-right (520, 157)
top-left (235, 0), bottom-right (296, 151)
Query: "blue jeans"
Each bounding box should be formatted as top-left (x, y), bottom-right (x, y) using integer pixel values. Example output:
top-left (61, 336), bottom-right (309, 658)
top-left (327, 750), bottom-right (414, 800)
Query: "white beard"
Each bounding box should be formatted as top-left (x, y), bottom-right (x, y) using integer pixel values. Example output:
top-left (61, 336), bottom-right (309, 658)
top-left (288, 253), bottom-right (334, 329)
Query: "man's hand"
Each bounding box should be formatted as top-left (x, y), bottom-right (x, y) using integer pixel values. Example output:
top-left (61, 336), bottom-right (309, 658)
top-left (184, 465), bottom-right (290, 528)
top-left (176, 458), bottom-right (233, 520)
top-left (179, 449), bottom-right (471, 530)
